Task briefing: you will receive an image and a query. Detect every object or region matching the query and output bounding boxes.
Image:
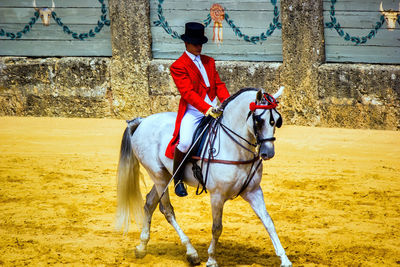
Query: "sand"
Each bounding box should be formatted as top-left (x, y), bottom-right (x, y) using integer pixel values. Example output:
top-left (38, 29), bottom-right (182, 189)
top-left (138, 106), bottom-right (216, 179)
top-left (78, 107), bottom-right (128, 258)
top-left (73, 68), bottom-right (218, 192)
top-left (0, 116), bottom-right (399, 266)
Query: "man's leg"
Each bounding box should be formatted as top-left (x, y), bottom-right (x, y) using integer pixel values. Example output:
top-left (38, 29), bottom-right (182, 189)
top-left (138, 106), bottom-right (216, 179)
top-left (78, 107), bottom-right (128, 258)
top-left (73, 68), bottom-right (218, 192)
top-left (174, 110), bottom-right (203, 197)
top-left (173, 147), bottom-right (188, 197)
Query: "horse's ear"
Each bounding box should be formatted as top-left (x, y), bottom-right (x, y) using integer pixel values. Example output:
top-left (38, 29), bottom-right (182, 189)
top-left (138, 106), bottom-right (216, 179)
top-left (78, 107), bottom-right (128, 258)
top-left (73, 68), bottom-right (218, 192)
top-left (273, 86), bottom-right (285, 99)
top-left (256, 89), bottom-right (263, 102)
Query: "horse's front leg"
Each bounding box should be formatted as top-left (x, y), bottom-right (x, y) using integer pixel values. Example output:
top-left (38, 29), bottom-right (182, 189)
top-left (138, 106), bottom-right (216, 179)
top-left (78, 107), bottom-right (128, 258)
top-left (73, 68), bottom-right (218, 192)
top-left (242, 186), bottom-right (292, 267)
top-left (206, 193), bottom-right (225, 267)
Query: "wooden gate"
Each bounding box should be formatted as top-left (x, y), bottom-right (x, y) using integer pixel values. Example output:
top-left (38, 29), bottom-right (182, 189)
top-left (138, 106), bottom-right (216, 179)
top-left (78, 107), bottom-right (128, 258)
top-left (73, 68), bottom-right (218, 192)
top-left (0, 0), bottom-right (111, 56)
top-left (150, 0), bottom-right (283, 61)
top-left (324, 0), bottom-right (400, 64)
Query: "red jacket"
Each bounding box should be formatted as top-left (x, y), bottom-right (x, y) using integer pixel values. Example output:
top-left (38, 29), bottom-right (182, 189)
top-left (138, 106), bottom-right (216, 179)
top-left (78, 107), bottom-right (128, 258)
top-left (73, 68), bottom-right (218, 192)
top-left (165, 52), bottom-right (230, 159)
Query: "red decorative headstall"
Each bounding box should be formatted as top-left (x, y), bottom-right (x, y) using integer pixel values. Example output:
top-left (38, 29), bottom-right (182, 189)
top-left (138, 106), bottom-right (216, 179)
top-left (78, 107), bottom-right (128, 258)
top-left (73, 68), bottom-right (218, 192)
top-left (249, 93), bottom-right (278, 112)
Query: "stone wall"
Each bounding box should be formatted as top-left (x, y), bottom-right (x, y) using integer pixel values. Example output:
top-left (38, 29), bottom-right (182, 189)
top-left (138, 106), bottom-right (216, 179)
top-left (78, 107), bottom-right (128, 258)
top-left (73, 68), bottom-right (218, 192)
top-left (318, 64), bottom-right (400, 129)
top-left (0, 0), bottom-right (399, 130)
top-left (0, 57), bottom-right (111, 117)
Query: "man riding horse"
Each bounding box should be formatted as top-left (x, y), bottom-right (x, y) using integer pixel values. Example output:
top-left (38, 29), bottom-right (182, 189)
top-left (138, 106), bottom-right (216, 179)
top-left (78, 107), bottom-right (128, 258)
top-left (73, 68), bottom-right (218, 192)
top-left (165, 22), bottom-right (231, 197)
top-left (115, 21), bottom-right (292, 267)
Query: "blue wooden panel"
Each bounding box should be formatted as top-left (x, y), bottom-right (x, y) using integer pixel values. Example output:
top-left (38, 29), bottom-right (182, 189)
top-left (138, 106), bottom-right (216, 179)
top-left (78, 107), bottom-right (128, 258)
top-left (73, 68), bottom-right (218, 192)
top-left (0, 40), bottom-right (112, 56)
top-left (0, 0), bottom-right (102, 8)
top-left (150, 0), bottom-right (283, 62)
top-left (323, 0), bottom-right (400, 64)
top-left (0, 0), bottom-right (111, 56)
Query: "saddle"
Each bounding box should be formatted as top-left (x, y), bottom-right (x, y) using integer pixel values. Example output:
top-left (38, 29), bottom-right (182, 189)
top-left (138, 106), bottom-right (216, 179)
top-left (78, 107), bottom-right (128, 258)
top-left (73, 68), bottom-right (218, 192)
top-left (187, 116), bottom-right (214, 194)
top-left (189, 116), bottom-right (213, 158)
top-left (182, 115), bottom-right (262, 196)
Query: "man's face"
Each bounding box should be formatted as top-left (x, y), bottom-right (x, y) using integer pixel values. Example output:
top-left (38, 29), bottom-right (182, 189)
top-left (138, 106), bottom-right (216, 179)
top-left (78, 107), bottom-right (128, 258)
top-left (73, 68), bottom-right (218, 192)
top-left (185, 42), bottom-right (202, 56)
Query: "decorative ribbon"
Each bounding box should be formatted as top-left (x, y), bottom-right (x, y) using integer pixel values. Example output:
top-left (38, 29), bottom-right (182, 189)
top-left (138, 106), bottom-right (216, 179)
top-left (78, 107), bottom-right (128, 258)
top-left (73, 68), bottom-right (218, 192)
top-left (249, 94), bottom-right (278, 111)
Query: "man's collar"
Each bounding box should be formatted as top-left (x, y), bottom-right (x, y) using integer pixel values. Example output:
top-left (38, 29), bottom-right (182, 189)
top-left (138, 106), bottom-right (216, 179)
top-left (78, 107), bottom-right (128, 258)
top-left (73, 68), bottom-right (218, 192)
top-left (185, 50), bottom-right (200, 61)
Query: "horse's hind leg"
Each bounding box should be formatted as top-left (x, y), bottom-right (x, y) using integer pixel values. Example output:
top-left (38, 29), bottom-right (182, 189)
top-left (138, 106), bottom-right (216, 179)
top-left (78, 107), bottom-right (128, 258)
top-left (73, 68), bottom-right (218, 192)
top-left (242, 186), bottom-right (292, 267)
top-left (158, 188), bottom-right (200, 265)
top-left (135, 185), bottom-right (158, 258)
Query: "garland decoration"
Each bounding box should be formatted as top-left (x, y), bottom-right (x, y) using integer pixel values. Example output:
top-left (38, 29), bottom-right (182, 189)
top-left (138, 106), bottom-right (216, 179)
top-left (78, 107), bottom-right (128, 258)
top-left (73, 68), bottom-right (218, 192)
top-left (0, 0), bottom-right (110, 40)
top-left (0, 12), bottom-right (40, 40)
top-left (224, 0), bottom-right (281, 44)
top-left (153, 0), bottom-right (282, 44)
top-left (153, 0), bottom-right (181, 39)
top-left (52, 0), bottom-right (110, 41)
top-left (325, 0), bottom-right (386, 45)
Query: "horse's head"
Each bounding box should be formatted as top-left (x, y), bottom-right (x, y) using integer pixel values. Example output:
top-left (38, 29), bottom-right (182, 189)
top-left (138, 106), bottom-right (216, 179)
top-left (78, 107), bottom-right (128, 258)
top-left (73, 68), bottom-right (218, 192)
top-left (247, 86), bottom-right (284, 160)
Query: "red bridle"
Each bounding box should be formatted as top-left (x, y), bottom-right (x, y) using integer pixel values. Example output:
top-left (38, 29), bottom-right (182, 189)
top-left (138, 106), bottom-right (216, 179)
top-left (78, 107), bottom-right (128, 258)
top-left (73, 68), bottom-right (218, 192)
top-left (249, 93), bottom-right (278, 111)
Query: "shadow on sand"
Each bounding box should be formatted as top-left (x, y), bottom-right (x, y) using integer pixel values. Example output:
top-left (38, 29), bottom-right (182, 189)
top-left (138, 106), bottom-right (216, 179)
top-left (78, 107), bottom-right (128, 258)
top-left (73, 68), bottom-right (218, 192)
top-left (125, 239), bottom-right (282, 266)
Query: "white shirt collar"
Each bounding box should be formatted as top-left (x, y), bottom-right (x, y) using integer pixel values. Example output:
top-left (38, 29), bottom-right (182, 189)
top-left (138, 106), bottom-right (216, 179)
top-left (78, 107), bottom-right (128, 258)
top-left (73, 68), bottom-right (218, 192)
top-left (185, 50), bottom-right (200, 62)
top-left (185, 51), bottom-right (210, 87)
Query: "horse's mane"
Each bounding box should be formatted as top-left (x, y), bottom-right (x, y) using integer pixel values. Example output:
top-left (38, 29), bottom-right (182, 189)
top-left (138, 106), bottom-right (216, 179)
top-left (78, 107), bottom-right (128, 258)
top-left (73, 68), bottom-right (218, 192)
top-left (220, 87), bottom-right (258, 110)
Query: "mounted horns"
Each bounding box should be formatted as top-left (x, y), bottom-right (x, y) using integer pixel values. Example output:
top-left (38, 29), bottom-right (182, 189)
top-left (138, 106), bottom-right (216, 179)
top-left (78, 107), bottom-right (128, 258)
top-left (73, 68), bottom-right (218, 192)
top-left (33, 0), bottom-right (39, 11)
top-left (379, 1), bottom-right (400, 12)
top-left (32, 0), bottom-right (56, 12)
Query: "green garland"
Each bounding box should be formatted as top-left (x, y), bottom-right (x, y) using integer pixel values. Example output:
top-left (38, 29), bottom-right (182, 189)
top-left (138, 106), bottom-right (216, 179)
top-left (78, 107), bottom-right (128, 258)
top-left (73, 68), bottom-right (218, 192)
top-left (153, 0), bottom-right (281, 44)
top-left (325, 0), bottom-right (386, 45)
top-left (0, 12), bottom-right (40, 39)
top-left (0, 0), bottom-right (110, 41)
top-left (153, 0), bottom-right (181, 39)
top-left (225, 0), bottom-right (281, 44)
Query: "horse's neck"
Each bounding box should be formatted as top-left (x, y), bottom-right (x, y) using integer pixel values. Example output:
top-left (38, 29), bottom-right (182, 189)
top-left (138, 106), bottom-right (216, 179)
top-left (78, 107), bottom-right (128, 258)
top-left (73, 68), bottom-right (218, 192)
top-left (220, 92), bottom-right (257, 155)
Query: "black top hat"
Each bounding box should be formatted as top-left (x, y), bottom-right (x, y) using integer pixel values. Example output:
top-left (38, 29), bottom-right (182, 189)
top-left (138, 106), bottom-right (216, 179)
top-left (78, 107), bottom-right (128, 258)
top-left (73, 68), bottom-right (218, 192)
top-left (181, 22), bottom-right (208, 45)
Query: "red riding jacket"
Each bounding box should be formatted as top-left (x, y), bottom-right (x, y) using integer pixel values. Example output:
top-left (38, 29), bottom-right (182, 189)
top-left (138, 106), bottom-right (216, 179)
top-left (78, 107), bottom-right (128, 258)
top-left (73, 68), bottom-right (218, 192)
top-left (165, 52), bottom-right (230, 159)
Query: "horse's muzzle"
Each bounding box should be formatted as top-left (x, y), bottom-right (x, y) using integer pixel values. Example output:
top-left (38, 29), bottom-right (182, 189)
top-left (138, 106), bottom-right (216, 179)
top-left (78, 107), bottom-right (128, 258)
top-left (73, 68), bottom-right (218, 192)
top-left (260, 144), bottom-right (275, 160)
top-left (261, 152), bottom-right (274, 160)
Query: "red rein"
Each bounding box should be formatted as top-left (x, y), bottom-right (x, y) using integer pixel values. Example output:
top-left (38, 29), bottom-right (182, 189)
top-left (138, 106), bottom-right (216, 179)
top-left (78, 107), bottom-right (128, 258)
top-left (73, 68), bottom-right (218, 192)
top-left (249, 94), bottom-right (277, 111)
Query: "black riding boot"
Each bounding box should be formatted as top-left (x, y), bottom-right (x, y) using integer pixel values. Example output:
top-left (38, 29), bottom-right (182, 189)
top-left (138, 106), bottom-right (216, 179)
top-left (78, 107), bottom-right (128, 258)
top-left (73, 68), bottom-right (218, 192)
top-left (173, 147), bottom-right (188, 197)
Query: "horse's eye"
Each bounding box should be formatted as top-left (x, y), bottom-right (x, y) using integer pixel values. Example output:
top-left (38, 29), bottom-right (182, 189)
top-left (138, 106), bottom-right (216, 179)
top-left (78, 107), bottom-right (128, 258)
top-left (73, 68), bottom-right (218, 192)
top-left (254, 115), bottom-right (263, 123)
top-left (255, 118), bottom-right (264, 130)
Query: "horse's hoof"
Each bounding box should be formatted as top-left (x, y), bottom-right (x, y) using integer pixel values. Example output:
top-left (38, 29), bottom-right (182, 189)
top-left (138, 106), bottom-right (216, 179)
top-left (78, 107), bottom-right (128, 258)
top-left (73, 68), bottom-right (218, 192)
top-left (280, 255), bottom-right (292, 267)
top-left (206, 260), bottom-right (218, 267)
top-left (135, 247), bottom-right (146, 259)
top-left (186, 253), bottom-right (201, 266)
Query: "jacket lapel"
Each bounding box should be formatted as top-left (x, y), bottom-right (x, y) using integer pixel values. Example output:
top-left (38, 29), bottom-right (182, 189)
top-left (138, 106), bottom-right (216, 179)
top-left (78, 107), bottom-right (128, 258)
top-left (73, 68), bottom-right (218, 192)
top-left (181, 53), bottom-right (208, 88)
top-left (201, 55), bottom-right (213, 92)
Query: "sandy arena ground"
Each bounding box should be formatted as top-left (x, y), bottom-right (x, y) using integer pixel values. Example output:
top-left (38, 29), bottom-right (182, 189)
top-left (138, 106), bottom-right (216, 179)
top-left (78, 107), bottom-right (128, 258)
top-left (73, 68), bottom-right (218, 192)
top-left (0, 116), bottom-right (399, 266)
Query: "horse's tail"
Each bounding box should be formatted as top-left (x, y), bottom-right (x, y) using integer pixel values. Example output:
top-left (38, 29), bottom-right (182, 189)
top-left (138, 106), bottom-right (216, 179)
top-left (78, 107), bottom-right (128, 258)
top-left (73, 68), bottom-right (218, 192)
top-left (115, 117), bottom-right (144, 233)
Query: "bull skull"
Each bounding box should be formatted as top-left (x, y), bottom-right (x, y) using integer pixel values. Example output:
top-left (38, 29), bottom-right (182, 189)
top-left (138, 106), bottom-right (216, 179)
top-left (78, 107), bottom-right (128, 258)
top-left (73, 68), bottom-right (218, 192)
top-left (33, 0), bottom-right (55, 26)
top-left (380, 2), bottom-right (400, 31)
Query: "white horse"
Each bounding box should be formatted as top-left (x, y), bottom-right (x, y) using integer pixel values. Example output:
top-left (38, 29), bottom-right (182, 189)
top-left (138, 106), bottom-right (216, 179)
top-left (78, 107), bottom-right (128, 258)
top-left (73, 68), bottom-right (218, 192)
top-left (116, 86), bottom-right (292, 267)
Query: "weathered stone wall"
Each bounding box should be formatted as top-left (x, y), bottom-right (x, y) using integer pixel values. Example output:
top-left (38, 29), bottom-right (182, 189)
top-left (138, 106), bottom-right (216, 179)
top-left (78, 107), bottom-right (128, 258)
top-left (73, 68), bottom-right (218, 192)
top-left (0, 57), bottom-right (111, 117)
top-left (0, 0), bottom-right (399, 130)
top-left (318, 64), bottom-right (400, 129)
top-left (280, 0), bottom-right (325, 126)
top-left (108, 0), bottom-right (152, 119)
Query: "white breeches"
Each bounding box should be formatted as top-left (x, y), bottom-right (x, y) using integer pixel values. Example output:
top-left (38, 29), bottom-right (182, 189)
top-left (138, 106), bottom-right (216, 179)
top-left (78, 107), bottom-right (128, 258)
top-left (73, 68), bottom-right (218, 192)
top-left (177, 95), bottom-right (217, 153)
